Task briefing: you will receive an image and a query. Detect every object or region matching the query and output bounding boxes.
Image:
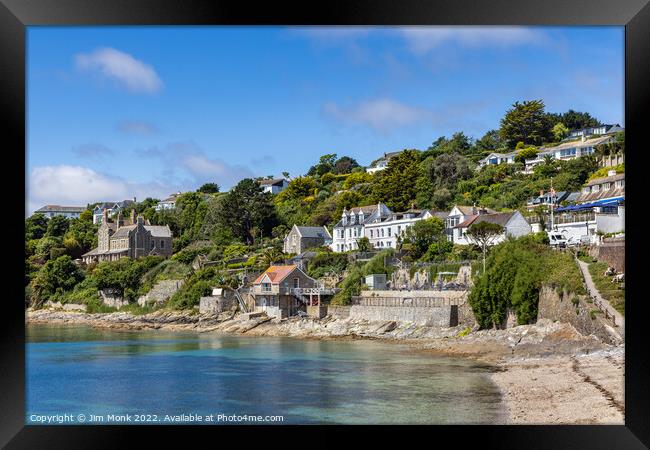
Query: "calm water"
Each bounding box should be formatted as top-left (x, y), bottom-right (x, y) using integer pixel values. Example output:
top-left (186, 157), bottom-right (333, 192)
top-left (26, 324), bottom-right (504, 424)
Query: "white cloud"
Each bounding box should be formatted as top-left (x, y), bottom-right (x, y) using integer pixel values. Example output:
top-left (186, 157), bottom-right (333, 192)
top-left (71, 143), bottom-right (116, 159)
top-left (135, 141), bottom-right (255, 188)
top-left (27, 165), bottom-right (173, 216)
top-left (323, 98), bottom-right (431, 132)
top-left (290, 26), bottom-right (372, 42)
top-left (401, 26), bottom-right (548, 54)
top-left (75, 47), bottom-right (163, 94)
top-left (116, 120), bottom-right (160, 135)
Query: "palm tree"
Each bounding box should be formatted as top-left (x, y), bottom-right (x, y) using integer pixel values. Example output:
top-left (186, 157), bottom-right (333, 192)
top-left (258, 247), bottom-right (285, 269)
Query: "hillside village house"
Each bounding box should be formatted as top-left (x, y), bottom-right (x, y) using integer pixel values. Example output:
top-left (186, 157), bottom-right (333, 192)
top-left (250, 265), bottom-right (318, 318)
top-left (365, 150), bottom-right (415, 174)
top-left (550, 171), bottom-right (625, 242)
top-left (35, 205), bottom-right (85, 219)
top-left (82, 209), bottom-right (173, 264)
top-left (92, 199), bottom-right (136, 224)
top-left (283, 225), bottom-right (332, 254)
top-left (330, 203), bottom-right (392, 252)
top-left (365, 209), bottom-right (447, 249)
top-left (477, 135), bottom-right (617, 172)
top-left (565, 124), bottom-right (623, 140)
top-left (259, 178), bottom-right (289, 194)
top-left (155, 192), bottom-right (182, 211)
top-left (445, 205), bottom-right (496, 242)
top-left (452, 211), bottom-right (532, 246)
top-left (526, 191), bottom-right (580, 211)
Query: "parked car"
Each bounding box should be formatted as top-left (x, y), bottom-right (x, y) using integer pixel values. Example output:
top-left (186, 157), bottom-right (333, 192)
top-left (547, 231), bottom-right (568, 248)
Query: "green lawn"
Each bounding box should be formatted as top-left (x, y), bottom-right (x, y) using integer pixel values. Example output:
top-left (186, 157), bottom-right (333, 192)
top-left (587, 260), bottom-right (625, 316)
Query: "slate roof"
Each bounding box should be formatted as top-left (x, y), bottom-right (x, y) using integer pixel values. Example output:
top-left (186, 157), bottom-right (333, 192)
top-left (454, 205), bottom-right (497, 216)
top-left (455, 212), bottom-right (515, 228)
top-left (295, 226), bottom-right (331, 239)
top-left (110, 224), bottom-right (172, 238)
top-left (36, 205), bottom-right (85, 213)
top-left (259, 178), bottom-right (288, 186)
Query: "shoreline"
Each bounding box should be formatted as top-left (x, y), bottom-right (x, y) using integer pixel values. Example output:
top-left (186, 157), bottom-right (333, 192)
top-left (26, 308), bottom-right (624, 424)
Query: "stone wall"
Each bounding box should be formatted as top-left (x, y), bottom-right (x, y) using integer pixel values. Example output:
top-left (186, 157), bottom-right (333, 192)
top-left (199, 295), bottom-right (238, 315)
top-left (137, 279), bottom-right (184, 307)
top-left (349, 304), bottom-right (456, 327)
top-left (589, 240), bottom-right (625, 273)
top-left (99, 289), bottom-right (129, 309)
top-left (326, 305), bottom-right (351, 319)
top-left (537, 284), bottom-right (621, 345)
top-left (307, 305), bottom-right (328, 319)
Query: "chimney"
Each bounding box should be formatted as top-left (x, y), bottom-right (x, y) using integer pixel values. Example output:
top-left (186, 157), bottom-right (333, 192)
top-left (116, 211), bottom-right (122, 229)
top-left (102, 208), bottom-right (108, 224)
top-left (137, 215), bottom-right (144, 226)
top-left (130, 209), bottom-right (136, 224)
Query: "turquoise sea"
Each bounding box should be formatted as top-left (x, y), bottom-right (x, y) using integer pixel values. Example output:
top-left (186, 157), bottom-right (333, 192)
top-left (26, 324), bottom-right (504, 424)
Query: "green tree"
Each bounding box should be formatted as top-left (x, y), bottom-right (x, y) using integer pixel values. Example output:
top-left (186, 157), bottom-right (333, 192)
top-left (559, 109), bottom-right (601, 130)
top-left (401, 217), bottom-right (446, 260)
top-left (25, 213), bottom-right (48, 240)
top-left (356, 236), bottom-right (372, 252)
top-left (197, 182), bottom-right (220, 194)
top-left (307, 153), bottom-right (337, 176)
top-left (333, 156), bottom-right (360, 174)
top-left (371, 149), bottom-right (421, 211)
top-left (210, 179), bottom-right (277, 244)
top-left (30, 255), bottom-right (84, 306)
top-left (552, 122), bottom-right (569, 141)
top-left (514, 146), bottom-right (539, 163)
top-left (465, 221), bottom-right (504, 273)
top-left (499, 100), bottom-right (552, 148)
top-left (45, 215), bottom-right (70, 238)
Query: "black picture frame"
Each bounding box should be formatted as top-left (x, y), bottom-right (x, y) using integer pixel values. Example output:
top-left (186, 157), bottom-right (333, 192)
top-left (1, 0), bottom-right (648, 448)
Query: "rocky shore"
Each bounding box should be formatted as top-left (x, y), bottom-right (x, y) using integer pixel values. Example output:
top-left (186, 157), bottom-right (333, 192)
top-left (27, 308), bottom-right (624, 424)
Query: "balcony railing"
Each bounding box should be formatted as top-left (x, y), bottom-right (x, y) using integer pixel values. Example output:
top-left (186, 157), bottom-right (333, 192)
top-left (553, 212), bottom-right (596, 225)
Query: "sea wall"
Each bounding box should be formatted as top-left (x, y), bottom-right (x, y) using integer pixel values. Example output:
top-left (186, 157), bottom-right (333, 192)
top-left (137, 279), bottom-right (185, 307)
top-left (326, 305), bottom-right (351, 319)
top-left (348, 290), bottom-right (471, 327)
top-left (537, 284), bottom-right (621, 345)
top-left (199, 294), bottom-right (238, 315)
top-left (99, 289), bottom-right (128, 309)
top-left (588, 240), bottom-right (625, 273)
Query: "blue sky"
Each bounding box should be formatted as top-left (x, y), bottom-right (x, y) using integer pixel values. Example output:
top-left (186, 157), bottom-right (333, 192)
top-left (27, 26), bottom-right (624, 214)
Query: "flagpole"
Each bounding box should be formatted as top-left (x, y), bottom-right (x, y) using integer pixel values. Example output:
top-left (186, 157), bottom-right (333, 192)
top-left (550, 177), bottom-right (554, 230)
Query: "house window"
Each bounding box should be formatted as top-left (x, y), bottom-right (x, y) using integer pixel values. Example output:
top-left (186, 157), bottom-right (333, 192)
top-left (293, 278), bottom-right (300, 288)
top-left (387, 227), bottom-right (392, 236)
top-left (151, 241), bottom-right (155, 249)
top-left (381, 228), bottom-right (384, 237)
top-left (160, 240), bottom-right (165, 248)
top-left (262, 283), bottom-right (272, 292)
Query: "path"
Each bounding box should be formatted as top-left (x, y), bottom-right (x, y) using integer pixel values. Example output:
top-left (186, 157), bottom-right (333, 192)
top-left (575, 257), bottom-right (625, 337)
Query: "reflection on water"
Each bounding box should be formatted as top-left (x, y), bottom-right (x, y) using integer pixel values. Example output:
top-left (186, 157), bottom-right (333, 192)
top-left (27, 324), bottom-right (505, 424)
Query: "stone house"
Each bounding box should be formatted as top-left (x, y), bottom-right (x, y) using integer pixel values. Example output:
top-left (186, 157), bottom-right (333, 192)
top-left (283, 225), bottom-right (332, 254)
top-left (82, 209), bottom-right (173, 264)
top-left (250, 265), bottom-right (318, 318)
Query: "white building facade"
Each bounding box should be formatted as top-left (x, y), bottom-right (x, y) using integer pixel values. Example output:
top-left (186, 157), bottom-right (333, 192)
top-left (330, 203), bottom-right (392, 252)
top-left (365, 210), bottom-right (432, 249)
top-left (453, 211), bottom-right (532, 246)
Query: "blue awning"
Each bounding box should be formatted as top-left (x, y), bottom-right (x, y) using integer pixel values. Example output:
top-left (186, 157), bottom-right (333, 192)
top-left (555, 196), bottom-right (624, 212)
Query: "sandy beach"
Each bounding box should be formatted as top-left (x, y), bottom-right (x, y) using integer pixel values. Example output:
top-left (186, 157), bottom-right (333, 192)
top-left (27, 309), bottom-right (624, 424)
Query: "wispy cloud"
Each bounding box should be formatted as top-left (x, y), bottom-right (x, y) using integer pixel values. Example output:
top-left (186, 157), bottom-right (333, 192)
top-left (27, 165), bottom-right (173, 215)
top-left (135, 141), bottom-right (254, 188)
top-left (400, 26), bottom-right (549, 54)
top-left (75, 47), bottom-right (163, 94)
top-left (71, 143), bottom-right (116, 159)
top-left (116, 120), bottom-right (160, 135)
top-left (323, 98), bottom-right (431, 133)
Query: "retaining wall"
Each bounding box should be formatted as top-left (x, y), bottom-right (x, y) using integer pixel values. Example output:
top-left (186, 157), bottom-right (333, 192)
top-left (326, 305), bottom-right (351, 319)
top-left (589, 241), bottom-right (625, 273)
top-left (199, 295), bottom-right (238, 315)
top-left (537, 284), bottom-right (621, 345)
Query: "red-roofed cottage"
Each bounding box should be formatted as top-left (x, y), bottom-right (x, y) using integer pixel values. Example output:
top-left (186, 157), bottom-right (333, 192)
top-left (251, 265), bottom-right (318, 318)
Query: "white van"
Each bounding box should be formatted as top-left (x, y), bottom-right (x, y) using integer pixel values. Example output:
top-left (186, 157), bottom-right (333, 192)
top-left (547, 231), bottom-right (568, 248)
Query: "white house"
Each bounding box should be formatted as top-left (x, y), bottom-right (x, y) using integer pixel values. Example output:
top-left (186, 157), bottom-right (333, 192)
top-left (565, 124), bottom-right (623, 140)
top-left (551, 171), bottom-right (625, 242)
top-left (259, 178), bottom-right (289, 194)
top-left (453, 211), bottom-right (532, 246)
top-left (35, 205), bottom-right (85, 219)
top-left (92, 199), bottom-right (136, 224)
top-left (364, 209), bottom-right (433, 249)
top-left (330, 203), bottom-right (392, 252)
top-left (365, 150), bottom-right (410, 174)
top-left (445, 205), bottom-right (496, 242)
top-left (477, 135), bottom-right (616, 172)
top-left (156, 192), bottom-right (182, 211)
